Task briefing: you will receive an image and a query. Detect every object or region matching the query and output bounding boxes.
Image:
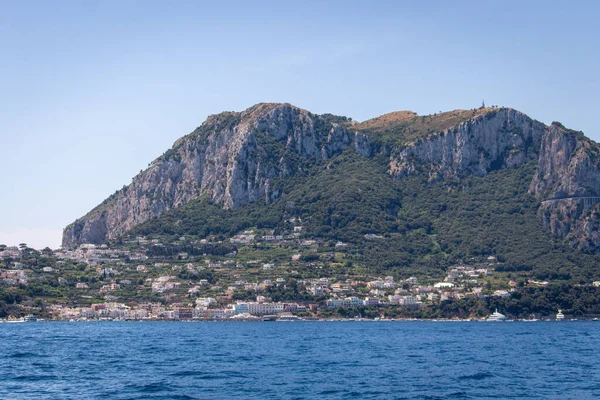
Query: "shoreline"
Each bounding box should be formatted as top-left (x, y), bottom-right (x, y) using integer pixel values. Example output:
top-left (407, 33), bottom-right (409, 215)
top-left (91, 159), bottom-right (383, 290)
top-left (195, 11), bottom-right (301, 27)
top-left (1, 317), bottom-right (594, 323)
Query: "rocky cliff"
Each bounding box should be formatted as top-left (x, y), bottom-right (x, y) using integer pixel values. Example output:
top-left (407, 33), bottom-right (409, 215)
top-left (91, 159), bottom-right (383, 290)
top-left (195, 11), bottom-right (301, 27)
top-left (529, 123), bottom-right (600, 199)
top-left (529, 123), bottom-right (600, 251)
top-left (63, 103), bottom-right (600, 252)
top-left (385, 108), bottom-right (546, 181)
top-left (62, 103), bottom-right (354, 247)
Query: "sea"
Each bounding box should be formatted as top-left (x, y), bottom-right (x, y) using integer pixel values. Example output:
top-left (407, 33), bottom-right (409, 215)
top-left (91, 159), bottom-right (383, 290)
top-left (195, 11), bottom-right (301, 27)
top-left (1, 321), bottom-right (599, 399)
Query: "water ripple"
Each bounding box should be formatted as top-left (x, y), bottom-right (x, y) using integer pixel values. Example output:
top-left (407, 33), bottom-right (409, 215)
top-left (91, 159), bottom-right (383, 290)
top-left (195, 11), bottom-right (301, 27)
top-left (0, 321), bottom-right (599, 399)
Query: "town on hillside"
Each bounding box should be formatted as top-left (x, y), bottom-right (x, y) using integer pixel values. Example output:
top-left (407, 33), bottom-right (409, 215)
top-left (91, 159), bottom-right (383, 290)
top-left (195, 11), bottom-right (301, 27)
top-left (2, 224), bottom-right (599, 321)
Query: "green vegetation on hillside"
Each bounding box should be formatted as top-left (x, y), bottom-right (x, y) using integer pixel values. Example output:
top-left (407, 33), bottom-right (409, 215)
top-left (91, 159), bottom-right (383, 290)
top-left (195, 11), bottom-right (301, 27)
top-left (393, 162), bottom-right (600, 281)
top-left (130, 149), bottom-right (600, 282)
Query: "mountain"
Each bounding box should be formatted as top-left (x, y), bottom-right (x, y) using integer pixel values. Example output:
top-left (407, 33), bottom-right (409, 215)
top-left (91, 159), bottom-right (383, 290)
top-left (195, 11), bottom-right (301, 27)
top-left (62, 103), bottom-right (600, 264)
top-left (62, 103), bottom-right (359, 247)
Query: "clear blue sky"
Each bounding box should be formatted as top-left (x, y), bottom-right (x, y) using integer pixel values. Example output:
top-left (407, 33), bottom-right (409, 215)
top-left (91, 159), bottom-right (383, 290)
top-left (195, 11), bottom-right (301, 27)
top-left (1, 0), bottom-right (599, 249)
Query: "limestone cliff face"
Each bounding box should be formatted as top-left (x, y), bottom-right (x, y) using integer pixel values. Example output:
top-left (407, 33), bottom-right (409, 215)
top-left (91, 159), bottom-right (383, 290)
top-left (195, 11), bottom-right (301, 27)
top-left (387, 108), bottom-right (546, 181)
top-left (62, 103), bottom-right (353, 248)
top-left (529, 123), bottom-right (600, 199)
top-left (529, 123), bottom-right (600, 250)
top-left (537, 199), bottom-right (600, 251)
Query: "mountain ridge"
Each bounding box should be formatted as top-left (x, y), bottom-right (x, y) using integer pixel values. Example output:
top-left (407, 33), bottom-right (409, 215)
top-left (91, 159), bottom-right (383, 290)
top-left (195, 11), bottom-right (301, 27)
top-left (62, 103), bottom-right (600, 256)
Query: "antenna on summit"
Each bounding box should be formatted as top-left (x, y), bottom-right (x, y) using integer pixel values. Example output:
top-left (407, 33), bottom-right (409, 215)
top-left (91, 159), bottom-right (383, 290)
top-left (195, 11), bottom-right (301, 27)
top-left (481, 100), bottom-right (485, 109)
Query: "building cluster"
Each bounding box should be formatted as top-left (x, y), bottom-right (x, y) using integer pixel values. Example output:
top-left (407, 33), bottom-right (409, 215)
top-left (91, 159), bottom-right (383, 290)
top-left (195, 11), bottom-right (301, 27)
top-left (230, 228), bottom-right (303, 245)
top-left (0, 231), bottom-right (529, 321)
top-left (0, 246), bottom-right (21, 259)
top-left (0, 247), bottom-right (29, 285)
top-left (151, 276), bottom-right (180, 293)
top-left (55, 244), bottom-right (148, 265)
top-left (49, 297), bottom-right (310, 321)
top-left (1, 269), bottom-right (28, 285)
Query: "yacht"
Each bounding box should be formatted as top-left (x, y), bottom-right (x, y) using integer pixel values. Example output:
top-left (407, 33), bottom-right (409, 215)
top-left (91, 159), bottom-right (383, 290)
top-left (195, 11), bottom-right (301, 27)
top-left (486, 309), bottom-right (506, 321)
top-left (23, 315), bottom-right (37, 322)
top-left (556, 309), bottom-right (565, 321)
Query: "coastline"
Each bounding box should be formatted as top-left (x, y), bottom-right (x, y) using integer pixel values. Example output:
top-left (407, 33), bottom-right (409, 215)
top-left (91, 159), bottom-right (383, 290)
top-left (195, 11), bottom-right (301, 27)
top-left (1, 317), bottom-right (593, 323)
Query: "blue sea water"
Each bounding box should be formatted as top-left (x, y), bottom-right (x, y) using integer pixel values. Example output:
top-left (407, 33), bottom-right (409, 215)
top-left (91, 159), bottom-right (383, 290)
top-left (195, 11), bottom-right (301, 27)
top-left (1, 321), bottom-right (600, 399)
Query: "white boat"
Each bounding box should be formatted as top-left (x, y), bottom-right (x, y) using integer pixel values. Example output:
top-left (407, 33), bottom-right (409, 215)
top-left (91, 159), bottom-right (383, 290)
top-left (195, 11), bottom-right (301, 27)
top-left (556, 309), bottom-right (565, 321)
top-left (487, 309), bottom-right (506, 321)
top-left (277, 314), bottom-right (301, 321)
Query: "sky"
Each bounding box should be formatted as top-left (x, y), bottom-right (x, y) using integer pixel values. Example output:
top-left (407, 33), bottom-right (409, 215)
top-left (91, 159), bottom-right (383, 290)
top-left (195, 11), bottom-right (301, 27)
top-left (1, 0), bottom-right (599, 249)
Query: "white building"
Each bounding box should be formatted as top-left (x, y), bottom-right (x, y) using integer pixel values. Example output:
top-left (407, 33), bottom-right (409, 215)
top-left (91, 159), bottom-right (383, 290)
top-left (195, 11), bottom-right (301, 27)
top-left (195, 297), bottom-right (217, 307)
top-left (388, 295), bottom-right (422, 308)
top-left (363, 297), bottom-right (380, 306)
top-left (248, 302), bottom-right (285, 315)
